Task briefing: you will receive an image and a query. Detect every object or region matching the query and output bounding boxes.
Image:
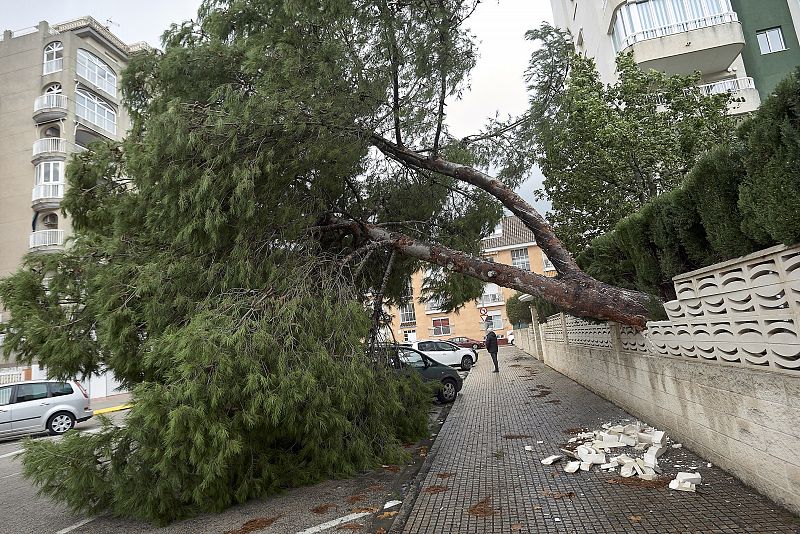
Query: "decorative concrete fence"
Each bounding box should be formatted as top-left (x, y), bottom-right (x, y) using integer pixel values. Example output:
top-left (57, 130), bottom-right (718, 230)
top-left (528, 244), bottom-right (800, 515)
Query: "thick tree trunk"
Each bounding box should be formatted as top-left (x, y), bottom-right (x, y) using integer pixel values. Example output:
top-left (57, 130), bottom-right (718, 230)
top-left (366, 133), bottom-right (657, 328)
top-left (334, 219), bottom-right (652, 328)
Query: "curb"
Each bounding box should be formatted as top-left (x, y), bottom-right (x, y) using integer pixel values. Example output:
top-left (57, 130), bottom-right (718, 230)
top-left (94, 404), bottom-right (132, 415)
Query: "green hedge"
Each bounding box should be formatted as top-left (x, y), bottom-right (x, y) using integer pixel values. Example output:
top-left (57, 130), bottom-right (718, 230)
top-left (577, 68), bottom-right (800, 301)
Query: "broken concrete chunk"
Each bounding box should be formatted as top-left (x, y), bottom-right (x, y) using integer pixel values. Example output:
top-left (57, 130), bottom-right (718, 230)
top-left (577, 432), bottom-right (594, 439)
top-left (672, 443), bottom-right (683, 449)
top-left (609, 425), bottom-right (625, 435)
top-left (541, 455), bottom-right (563, 465)
top-left (564, 461), bottom-right (581, 473)
top-left (587, 453), bottom-right (607, 465)
top-left (600, 462), bottom-right (617, 469)
top-left (676, 472), bottom-right (702, 485)
top-left (580, 462), bottom-right (592, 471)
top-left (669, 479), bottom-right (696, 492)
top-left (524, 445), bottom-right (534, 452)
top-left (648, 445), bottom-right (668, 458)
top-left (643, 452), bottom-right (658, 469)
top-left (619, 434), bottom-right (637, 447)
top-left (568, 437), bottom-right (577, 443)
top-left (651, 430), bottom-right (666, 444)
top-left (637, 432), bottom-right (653, 445)
top-left (384, 500), bottom-right (402, 509)
top-left (622, 424), bottom-right (640, 435)
top-left (620, 464), bottom-right (635, 478)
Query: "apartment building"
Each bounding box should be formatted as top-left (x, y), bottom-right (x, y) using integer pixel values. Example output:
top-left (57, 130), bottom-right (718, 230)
top-left (0, 17), bottom-right (146, 281)
top-left (387, 216), bottom-right (555, 344)
top-left (550, 0), bottom-right (800, 114)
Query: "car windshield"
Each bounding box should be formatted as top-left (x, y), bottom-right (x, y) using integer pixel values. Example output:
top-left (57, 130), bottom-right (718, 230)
top-left (398, 348), bottom-right (426, 368)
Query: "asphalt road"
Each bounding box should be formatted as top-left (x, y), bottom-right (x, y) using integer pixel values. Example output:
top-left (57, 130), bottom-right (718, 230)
top-left (0, 371), bottom-right (469, 534)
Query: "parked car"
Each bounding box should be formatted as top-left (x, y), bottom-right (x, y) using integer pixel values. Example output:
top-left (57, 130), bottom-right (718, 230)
top-left (507, 330), bottom-right (515, 345)
top-left (447, 336), bottom-right (485, 350)
top-left (404, 339), bottom-right (478, 370)
top-left (0, 380), bottom-right (93, 439)
top-left (389, 346), bottom-right (463, 403)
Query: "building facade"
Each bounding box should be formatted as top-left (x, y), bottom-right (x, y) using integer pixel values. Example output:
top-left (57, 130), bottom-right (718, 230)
top-left (387, 216), bottom-right (556, 344)
top-left (550, 0), bottom-right (800, 114)
top-left (0, 17), bottom-right (146, 281)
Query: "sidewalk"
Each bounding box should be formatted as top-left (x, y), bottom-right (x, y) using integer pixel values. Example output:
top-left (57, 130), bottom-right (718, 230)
top-left (400, 346), bottom-right (799, 533)
top-left (90, 392), bottom-right (132, 414)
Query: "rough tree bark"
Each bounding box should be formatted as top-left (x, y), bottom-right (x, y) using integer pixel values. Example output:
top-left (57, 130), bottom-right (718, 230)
top-left (331, 217), bottom-right (652, 328)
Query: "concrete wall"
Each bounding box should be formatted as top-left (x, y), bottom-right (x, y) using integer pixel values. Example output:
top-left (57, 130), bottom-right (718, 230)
top-left (525, 331), bottom-right (800, 515)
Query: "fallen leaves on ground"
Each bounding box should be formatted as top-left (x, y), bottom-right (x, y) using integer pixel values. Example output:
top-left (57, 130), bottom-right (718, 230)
top-left (511, 523), bottom-right (524, 531)
top-left (607, 477), bottom-right (670, 489)
top-left (377, 511), bottom-right (398, 519)
top-left (539, 490), bottom-right (575, 500)
top-left (382, 465), bottom-right (401, 473)
top-left (310, 504), bottom-right (337, 514)
top-left (367, 484), bottom-right (384, 491)
top-left (468, 496), bottom-right (497, 517)
top-left (629, 515), bottom-right (643, 522)
top-left (347, 494), bottom-right (367, 504)
top-left (223, 515), bottom-right (283, 534)
top-left (493, 451), bottom-right (505, 459)
top-left (423, 485), bottom-right (449, 494)
top-left (352, 507), bottom-right (379, 513)
top-left (502, 434), bottom-right (534, 439)
top-left (563, 427), bottom-right (588, 435)
top-left (374, 528), bottom-right (387, 534)
top-left (417, 445), bottom-right (428, 457)
top-left (436, 472), bottom-right (455, 479)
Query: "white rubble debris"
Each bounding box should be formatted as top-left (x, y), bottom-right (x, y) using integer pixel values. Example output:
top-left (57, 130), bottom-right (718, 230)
top-left (384, 500), bottom-right (402, 509)
top-left (537, 420), bottom-right (706, 493)
top-left (524, 445), bottom-right (534, 452)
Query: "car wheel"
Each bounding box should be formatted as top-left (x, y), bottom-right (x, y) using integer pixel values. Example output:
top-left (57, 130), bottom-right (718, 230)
top-left (472, 343), bottom-right (478, 350)
top-left (438, 378), bottom-right (458, 403)
top-left (461, 355), bottom-right (473, 371)
top-left (47, 412), bottom-right (75, 436)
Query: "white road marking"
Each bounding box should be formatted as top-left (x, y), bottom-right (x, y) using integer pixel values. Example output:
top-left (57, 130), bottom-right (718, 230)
top-left (55, 517), bottom-right (97, 534)
top-left (0, 449), bottom-right (23, 459)
top-left (295, 512), bottom-right (371, 534)
top-left (0, 471), bottom-right (20, 479)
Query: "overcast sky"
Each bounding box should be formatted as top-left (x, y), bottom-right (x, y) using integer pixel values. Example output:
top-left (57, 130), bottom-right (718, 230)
top-left (4, 0), bottom-right (554, 213)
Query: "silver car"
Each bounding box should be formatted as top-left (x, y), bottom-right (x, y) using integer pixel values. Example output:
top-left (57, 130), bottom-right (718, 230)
top-left (0, 380), bottom-right (93, 438)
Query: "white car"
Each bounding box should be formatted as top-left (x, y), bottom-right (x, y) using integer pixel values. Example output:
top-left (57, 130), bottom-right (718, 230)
top-left (403, 340), bottom-right (478, 370)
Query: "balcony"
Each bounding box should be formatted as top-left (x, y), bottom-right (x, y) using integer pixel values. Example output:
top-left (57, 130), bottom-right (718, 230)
top-left (33, 94), bottom-right (68, 123)
top-left (697, 77), bottom-right (761, 115)
top-left (31, 183), bottom-right (64, 209)
top-left (29, 230), bottom-right (65, 251)
top-left (477, 293), bottom-right (504, 307)
top-left (619, 12), bottom-right (745, 75)
top-left (31, 138), bottom-right (67, 163)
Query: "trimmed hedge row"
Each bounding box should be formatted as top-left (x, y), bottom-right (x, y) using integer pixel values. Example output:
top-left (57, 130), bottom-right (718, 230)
top-left (577, 68), bottom-right (800, 303)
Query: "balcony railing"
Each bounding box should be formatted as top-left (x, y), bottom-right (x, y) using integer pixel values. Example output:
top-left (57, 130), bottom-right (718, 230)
top-left (29, 229), bottom-right (65, 249)
top-left (32, 183), bottom-right (64, 203)
top-left (32, 138), bottom-right (66, 157)
top-left (34, 93), bottom-right (68, 113)
top-left (43, 58), bottom-right (63, 75)
top-left (697, 77), bottom-right (756, 96)
top-left (477, 293), bottom-right (504, 307)
top-left (620, 11), bottom-right (738, 49)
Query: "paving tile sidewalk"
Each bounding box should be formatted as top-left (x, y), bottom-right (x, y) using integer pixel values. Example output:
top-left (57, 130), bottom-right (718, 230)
top-left (400, 346), bottom-right (800, 533)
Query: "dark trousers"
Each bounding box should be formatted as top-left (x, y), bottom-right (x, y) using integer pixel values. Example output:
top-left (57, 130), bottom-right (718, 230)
top-left (489, 350), bottom-right (498, 371)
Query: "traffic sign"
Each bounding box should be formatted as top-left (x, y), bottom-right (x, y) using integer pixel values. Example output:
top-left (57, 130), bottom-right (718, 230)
top-left (479, 307), bottom-right (488, 316)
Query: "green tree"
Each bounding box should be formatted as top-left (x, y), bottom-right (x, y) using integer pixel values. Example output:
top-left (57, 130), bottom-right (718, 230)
top-left (527, 26), bottom-right (735, 253)
top-left (1, 2), bottom-right (665, 523)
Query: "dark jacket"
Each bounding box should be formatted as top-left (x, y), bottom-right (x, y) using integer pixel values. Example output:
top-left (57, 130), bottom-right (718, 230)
top-left (485, 331), bottom-right (498, 353)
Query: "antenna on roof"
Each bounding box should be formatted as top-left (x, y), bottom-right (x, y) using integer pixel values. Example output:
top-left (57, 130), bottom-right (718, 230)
top-left (105, 19), bottom-right (120, 29)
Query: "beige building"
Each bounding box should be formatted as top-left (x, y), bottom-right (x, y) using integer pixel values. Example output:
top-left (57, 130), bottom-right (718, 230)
top-left (387, 216), bottom-right (555, 344)
top-left (0, 17), bottom-right (145, 281)
top-left (549, 0), bottom-right (775, 115)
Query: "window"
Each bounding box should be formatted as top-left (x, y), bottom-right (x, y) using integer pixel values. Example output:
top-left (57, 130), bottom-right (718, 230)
top-left (45, 83), bottom-right (62, 94)
top-left (435, 341), bottom-right (457, 351)
top-left (49, 382), bottom-right (74, 397)
top-left (75, 89), bottom-right (117, 134)
top-left (401, 329), bottom-right (416, 342)
top-left (757, 28), bottom-right (787, 54)
top-left (432, 318), bottom-right (451, 336)
top-left (479, 283), bottom-right (503, 306)
top-left (418, 341), bottom-right (436, 351)
top-left (510, 248), bottom-right (531, 271)
top-left (0, 386), bottom-right (11, 406)
top-left (15, 383), bottom-right (49, 402)
top-left (42, 213), bottom-right (59, 229)
top-left (487, 311), bottom-right (504, 330)
top-left (43, 126), bottom-right (61, 138)
top-left (77, 49), bottom-right (117, 97)
top-left (542, 251), bottom-right (556, 272)
top-left (34, 161), bottom-right (63, 185)
top-left (399, 302), bottom-right (416, 325)
top-left (398, 348), bottom-right (426, 368)
top-left (43, 42), bottom-right (63, 74)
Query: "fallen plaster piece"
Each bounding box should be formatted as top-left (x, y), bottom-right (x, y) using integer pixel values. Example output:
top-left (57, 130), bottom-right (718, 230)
top-left (577, 432), bottom-right (594, 439)
top-left (537, 440), bottom-right (544, 444)
top-left (637, 432), bottom-right (653, 445)
top-left (384, 500), bottom-right (402, 509)
top-left (676, 472), bottom-right (702, 485)
top-left (568, 437), bottom-right (577, 443)
top-left (541, 455), bottom-right (563, 465)
top-left (643, 453), bottom-right (658, 469)
top-left (651, 430), bottom-right (666, 444)
top-left (672, 443), bottom-right (682, 449)
top-left (560, 448), bottom-right (579, 460)
top-left (580, 462), bottom-right (592, 471)
top-left (707, 463), bottom-right (713, 468)
top-left (587, 453), bottom-right (607, 465)
top-left (609, 425), bottom-right (625, 435)
top-left (600, 462), bottom-right (617, 469)
top-left (524, 446), bottom-right (534, 452)
top-left (622, 424), bottom-right (640, 435)
top-left (602, 423), bottom-right (612, 430)
top-left (669, 480), bottom-right (696, 492)
top-left (620, 464), bottom-right (635, 478)
top-left (564, 461), bottom-right (581, 473)
top-left (620, 435), bottom-right (637, 447)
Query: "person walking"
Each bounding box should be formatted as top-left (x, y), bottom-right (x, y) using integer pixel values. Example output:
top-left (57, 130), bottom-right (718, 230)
top-left (485, 327), bottom-right (499, 373)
